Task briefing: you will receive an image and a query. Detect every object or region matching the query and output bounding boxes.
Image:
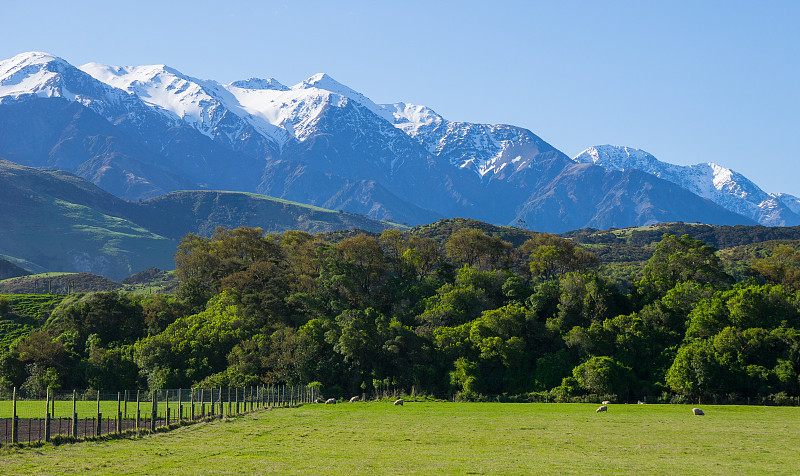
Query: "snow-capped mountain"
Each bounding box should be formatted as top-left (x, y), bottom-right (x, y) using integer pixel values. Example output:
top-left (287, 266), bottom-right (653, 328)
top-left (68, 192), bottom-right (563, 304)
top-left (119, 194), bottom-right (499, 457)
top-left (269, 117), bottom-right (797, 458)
top-left (0, 52), bottom-right (176, 131)
top-left (0, 51), bottom-right (774, 231)
top-left (382, 102), bottom-right (553, 180)
top-left (573, 145), bottom-right (800, 226)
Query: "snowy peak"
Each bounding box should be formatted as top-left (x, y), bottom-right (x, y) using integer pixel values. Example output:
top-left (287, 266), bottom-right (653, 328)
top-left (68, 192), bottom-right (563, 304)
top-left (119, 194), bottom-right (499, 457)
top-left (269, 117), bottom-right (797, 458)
top-left (574, 145), bottom-right (662, 171)
top-left (81, 62), bottom-right (290, 145)
top-left (382, 102), bottom-right (444, 136)
top-left (230, 77), bottom-right (288, 91)
top-left (293, 73), bottom-right (394, 122)
top-left (81, 62), bottom-right (219, 122)
top-left (775, 193), bottom-right (800, 215)
top-left (574, 145), bottom-right (800, 226)
top-left (0, 51), bottom-right (76, 99)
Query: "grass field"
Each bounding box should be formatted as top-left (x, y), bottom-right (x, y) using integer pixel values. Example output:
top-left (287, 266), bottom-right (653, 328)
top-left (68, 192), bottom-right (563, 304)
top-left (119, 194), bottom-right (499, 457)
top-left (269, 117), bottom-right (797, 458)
top-left (1, 402), bottom-right (799, 475)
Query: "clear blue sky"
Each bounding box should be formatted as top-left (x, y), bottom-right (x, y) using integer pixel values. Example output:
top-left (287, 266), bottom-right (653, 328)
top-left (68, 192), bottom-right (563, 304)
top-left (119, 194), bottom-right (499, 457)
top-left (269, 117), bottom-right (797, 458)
top-left (3, 0), bottom-right (798, 195)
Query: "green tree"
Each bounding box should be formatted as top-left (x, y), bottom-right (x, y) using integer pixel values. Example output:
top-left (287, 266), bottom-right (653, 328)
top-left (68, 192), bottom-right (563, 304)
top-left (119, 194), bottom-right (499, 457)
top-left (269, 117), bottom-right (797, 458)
top-left (641, 234), bottom-right (731, 298)
top-left (446, 228), bottom-right (512, 270)
top-left (752, 244), bottom-right (800, 291)
top-left (572, 356), bottom-right (633, 396)
top-left (521, 234), bottom-right (598, 281)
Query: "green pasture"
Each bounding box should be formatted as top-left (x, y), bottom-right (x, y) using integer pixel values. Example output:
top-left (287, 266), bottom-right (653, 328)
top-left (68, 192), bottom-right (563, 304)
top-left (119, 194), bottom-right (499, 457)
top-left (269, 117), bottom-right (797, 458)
top-left (2, 402), bottom-right (799, 474)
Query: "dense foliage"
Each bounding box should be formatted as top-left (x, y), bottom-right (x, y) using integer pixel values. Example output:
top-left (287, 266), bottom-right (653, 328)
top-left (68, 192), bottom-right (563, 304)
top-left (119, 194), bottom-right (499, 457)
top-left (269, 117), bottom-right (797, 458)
top-left (1, 222), bottom-right (799, 404)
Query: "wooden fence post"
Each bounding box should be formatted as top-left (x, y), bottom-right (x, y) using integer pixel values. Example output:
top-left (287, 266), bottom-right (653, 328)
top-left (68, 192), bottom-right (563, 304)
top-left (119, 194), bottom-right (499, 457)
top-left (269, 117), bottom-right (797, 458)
top-left (11, 387), bottom-right (18, 444)
top-left (72, 390), bottom-right (78, 438)
top-left (116, 392), bottom-right (122, 433)
top-left (178, 388), bottom-right (183, 421)
top-left (150, 390), bottom-right (157, 431)
top-left (96, 391), bottom-right (102, 436)
top-left (228, 387), bottom-right (232, 417)
top-left (200, 389), bottom-right (205, 417)
top-left (165, 390), bottom-right (170, 426)
top-left (191, 388), bottom-right (195, 420)
top-left (136, 390), bottom-right (140, 430)
top-left (219, 387), bottom-right (224, 418)
top-left (45, 388), bottom-right (51, 443)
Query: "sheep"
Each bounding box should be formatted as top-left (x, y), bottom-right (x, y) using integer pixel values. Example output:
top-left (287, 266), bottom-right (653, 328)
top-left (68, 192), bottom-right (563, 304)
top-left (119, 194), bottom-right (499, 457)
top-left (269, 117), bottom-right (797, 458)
top-left (325, 398), bottom-right (336, 404)
top-left (637, 400), bottom-right (646, 404)
top-left (349, 395), bottom-right (360, 403)
top-left (596, 405), bottom-right (607, 412)
top-left (394, 399), bottom-right (403, 406)
top-left (692, 408), bottom-right (705, 416)
top-left (601, 400), bottom-right (611, 405)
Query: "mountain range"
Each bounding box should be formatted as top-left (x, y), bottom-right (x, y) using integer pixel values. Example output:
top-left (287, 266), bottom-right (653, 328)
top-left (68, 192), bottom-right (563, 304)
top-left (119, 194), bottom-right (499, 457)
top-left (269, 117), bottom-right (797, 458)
top-left (0, 51), bottom-right (796, 234)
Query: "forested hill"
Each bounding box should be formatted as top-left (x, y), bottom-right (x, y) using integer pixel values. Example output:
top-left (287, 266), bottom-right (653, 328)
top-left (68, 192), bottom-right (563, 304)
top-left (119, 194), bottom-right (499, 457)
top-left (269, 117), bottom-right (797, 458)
top-left (2, 223), bottom-right (799, 406)
top-left (562, 222), bottom-right (800, 250)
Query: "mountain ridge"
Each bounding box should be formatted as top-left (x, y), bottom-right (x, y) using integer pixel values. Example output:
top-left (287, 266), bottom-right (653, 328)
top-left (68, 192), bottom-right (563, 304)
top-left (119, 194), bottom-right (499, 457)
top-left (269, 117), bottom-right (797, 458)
top-left (0, 51), bottom-right (781, 232)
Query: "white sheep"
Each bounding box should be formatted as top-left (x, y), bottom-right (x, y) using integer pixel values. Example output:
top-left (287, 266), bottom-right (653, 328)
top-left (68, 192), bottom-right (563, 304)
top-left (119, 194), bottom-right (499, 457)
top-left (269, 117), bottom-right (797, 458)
top-left (349, 395), bottom-right (360, 403)
top-left (692, 408), bottom-right (705, 416)
top-left (394, 399), bottom-right (403, 406)
top-left (325, 398), bottom-right (336, 404)
top-left (596, 405), bottom-right (607, 412)
top-left (601, 400), bottom-right (611, 405)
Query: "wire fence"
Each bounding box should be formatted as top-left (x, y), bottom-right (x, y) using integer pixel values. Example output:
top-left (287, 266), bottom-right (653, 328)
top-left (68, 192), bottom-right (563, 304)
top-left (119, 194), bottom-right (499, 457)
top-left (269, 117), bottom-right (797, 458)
top-left (0, 385), bottom-right (320, 446)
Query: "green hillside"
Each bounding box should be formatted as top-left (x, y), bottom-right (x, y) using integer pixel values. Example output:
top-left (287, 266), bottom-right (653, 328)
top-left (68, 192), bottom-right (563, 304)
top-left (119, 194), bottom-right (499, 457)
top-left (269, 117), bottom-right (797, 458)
top-left (0, 160), bottom-right (405, 280)
top-left (0, 256), bottom-right (30, 280)
top-left (131, 190), bottom-right (405, 240)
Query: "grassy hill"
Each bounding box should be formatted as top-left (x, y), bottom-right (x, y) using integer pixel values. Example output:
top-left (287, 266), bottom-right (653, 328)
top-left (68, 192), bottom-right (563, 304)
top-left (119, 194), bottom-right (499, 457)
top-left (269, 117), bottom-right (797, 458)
top-left (0, 160), bottom-right (405, 280)
top-left (0, 256), bottom-right (30, 280)
top-left (130, 190), bottom-right (405, 240)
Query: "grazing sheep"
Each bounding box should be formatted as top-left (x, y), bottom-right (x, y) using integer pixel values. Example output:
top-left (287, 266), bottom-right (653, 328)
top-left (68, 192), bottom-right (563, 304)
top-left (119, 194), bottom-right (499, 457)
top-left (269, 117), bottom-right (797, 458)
top-left (596, 405), bottom-right (607, 413)
top-left (637, 400), bottom-right (646, 404)
top-left (394, 399), bottom-right (403, 406)
top-left (601, 400), bottom-right (611, 405)
top-left (692, 408), bottom-right (705, 416)
top-left (325, 398), bottom-right (336, 404)
top-left (350, 395), bottom-right (360, 403)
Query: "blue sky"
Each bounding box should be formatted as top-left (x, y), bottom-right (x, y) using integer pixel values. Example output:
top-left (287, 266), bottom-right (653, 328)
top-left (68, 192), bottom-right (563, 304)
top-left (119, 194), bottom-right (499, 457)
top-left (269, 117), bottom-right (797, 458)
top-left (2, 0), bottom-right (798, 195)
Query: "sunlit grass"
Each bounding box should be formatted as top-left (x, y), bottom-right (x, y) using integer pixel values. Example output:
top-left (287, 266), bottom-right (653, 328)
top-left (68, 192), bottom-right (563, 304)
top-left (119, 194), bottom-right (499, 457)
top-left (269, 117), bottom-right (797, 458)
top-left (2, 402), bottom-right (799, 475)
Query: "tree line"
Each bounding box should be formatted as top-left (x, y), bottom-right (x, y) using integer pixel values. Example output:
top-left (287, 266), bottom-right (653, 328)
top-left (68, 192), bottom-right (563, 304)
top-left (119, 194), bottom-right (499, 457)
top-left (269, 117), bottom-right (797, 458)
top-left (1, 224), bottom-right (799, 403)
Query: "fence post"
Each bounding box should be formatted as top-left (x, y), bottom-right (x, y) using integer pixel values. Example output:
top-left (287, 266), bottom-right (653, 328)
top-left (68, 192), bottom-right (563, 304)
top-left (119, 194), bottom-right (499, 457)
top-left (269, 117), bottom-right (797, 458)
top-left (178, 389), bottom-right (183, 422)
top-left (200, 389), bottom-right (205, 417)
top-left (97, 391), bottom-right (102, 436)
top-left (11, 387), bottom-right (18, 444)
top-left (150, 390), bottom-right (157, 431)
top-left (191, 388), bottom-right (195, 420)
top-left (228, 387), bottom-right (232, 417)
top-left (45, 388), bottom-right (51, 443)
top-left (116, 392), bottom-right (122, 433)
top-left (72, 390), bottom-right (78, 438)
top-left (219, 387), bottom-right (224, 418)
top-left (136, 390), bottom-right (140, 430)
top-left (166, 390), bottom-right (170, 426)
top-left (124, 390), bottom-right (128, 420)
